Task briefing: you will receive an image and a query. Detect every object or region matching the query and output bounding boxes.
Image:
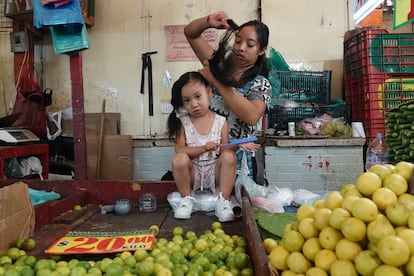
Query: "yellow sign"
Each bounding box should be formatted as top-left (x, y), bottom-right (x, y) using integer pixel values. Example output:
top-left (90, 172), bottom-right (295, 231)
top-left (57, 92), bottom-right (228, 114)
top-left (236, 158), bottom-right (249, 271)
top-left (45, 230), bottom-right (155, 255)
top-left (394, 0), bottom-right (414, 29)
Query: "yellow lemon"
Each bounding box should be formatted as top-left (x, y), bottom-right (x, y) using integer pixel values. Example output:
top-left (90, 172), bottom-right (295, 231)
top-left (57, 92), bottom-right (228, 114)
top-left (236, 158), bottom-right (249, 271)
top-left (286, 252), bottom-right (311, 274)
top-left (335, 238), bottom-right (362, 261)
top-left (385, 201), bottom-right (410, 226)
top-left (351, 197), bottom-right (378, 223)
top-left (341, 217), bottom-right (366, 242)
top-left (302, 237), bottom-right (322, 262)
top-left (355, 172), bottom-right (382, 196)
top-left (306, 267), bottom-right (328, 276)
top-left (268, 246), bottom-right (289, 270)
top-left (298, 217), bottom-right (320, 239)
top-left (368, 164), bottom-right (392, 180)
top-left (329, 207), bottom-right (351, 230)
top-left (282, 230), bottom-right (305, 252)
top-left (314, 249), bottom-right (337, 272)
top-left (313, 208), bottom-right (332, 230)
top-left (354, 250), bottom-right (382, 276)
top-left (262, 238), bottom-right (278, 254)
top-left (367, 214), bottom-right (396, 244)
top-left (383, 173), bottom-right (408, 196)
top-left (330, 260), bottom-right (358, 276)
top-left (377, 235), bottom-right (409, 267)
top-left (374, 264), bottom-right (404, 276)
top-left (397, 228), bottom-right (414, 255)
top-left (372, 187), bottom-right (398, 210)
top-left (398, 193), bottom-right (414, 211)
top-left (296, 205), bottom-right (316, 221)
top-left (341, 195), bottom-right (360, 213)
top-left (319, 227), bottom-right (343, 250)
top-left (395, 161), bottom-right (414, 181)
top-left (324, 191), bottom-right (343, 210)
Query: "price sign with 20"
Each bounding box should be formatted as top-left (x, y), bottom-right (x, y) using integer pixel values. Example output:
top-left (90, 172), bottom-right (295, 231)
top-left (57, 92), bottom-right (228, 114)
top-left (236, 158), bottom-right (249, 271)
top-left (46, 230), bottom-right (155, 255)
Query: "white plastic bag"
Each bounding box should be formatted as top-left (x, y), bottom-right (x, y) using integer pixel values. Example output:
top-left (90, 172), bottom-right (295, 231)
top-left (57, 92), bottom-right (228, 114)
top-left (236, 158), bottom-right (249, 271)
top-left (234, 151), bottom-right (268, 204)
top-left (167, 190), bottom-right (218, 212)
top-left (19, 156), bottom-right (43, 179)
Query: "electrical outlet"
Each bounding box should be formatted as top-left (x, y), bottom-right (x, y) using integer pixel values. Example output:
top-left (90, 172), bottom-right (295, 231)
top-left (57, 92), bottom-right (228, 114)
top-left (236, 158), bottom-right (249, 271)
top-left (161, 102), bottom-right (173, 114)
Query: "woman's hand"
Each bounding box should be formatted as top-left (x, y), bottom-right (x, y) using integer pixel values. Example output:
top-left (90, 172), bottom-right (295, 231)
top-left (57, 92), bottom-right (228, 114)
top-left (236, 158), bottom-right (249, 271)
top-left (198, 60), bottom-right (215, 84)
top-left (239, 142), bottom-right (261, 152)
top-left (207, 11), bottom-right (231, 29)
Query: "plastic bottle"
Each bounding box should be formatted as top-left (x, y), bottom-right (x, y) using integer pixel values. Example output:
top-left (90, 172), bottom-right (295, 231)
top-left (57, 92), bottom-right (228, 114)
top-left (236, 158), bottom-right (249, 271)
top-left (139, 193), bottom-right (157, 212)
top-left (365, 133), bottom-right (389, 171)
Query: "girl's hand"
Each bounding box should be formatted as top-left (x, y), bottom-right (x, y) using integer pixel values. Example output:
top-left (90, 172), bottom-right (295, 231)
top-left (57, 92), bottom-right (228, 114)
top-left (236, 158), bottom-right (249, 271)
top-left (204, 141), bottom-right (219, 152)
top-left (208, 11), bottom-right (230, 29)
top-left (239, 142), bottom-right (261, 152)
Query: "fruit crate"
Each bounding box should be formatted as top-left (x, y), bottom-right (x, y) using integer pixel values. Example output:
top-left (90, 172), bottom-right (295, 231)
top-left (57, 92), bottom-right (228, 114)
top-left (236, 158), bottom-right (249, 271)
top-left (344, 74), bottom-right (414, 142)
top-left (344, 28), bottom-right (414, 78)
top-left (269, 70), bottom-right (332, 104)
top-left (267, 104), bottom-right (351, 130)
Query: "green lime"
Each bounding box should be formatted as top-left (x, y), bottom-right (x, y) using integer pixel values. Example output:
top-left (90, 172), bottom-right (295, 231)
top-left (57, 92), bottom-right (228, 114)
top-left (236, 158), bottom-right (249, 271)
top-left (135, 261), bottom-right (155, 276)
top-left (23, 255), bottom-right (37, 268)
top-left (133, 248), bottom-right (148, 262)
top-left (173, 226), bottom-right (184, 236)
top-left (233, 252), bottom-right (250, 270)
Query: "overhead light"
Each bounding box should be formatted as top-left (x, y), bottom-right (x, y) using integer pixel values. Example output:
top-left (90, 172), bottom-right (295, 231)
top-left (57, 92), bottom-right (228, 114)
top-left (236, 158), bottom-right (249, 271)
top-left (354, 0), bottom-right (384, 24)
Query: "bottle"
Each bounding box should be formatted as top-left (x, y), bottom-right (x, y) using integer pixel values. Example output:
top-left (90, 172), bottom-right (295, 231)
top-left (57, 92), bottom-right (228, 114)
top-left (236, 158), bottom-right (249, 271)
top-left (365, 133), bottom-right (389, 171)
top-left (139, 193), bottom-right (157, 212)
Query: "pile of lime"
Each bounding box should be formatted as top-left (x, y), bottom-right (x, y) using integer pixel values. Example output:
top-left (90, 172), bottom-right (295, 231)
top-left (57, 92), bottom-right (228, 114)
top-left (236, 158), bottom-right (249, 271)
top-left (0, 222), bottom-right (253, 276)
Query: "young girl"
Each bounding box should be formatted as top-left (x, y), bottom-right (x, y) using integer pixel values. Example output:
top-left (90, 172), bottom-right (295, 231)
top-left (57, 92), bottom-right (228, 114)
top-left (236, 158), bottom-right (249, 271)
top-left (167, 71), bottom-right (236, 222)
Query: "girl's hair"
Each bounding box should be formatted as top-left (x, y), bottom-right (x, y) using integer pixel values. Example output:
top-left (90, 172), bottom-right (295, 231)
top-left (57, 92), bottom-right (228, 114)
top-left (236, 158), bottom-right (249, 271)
top-left (209, 20), bottom-right (270, 88)
top-left (167, 71), bottom-right (210, 140)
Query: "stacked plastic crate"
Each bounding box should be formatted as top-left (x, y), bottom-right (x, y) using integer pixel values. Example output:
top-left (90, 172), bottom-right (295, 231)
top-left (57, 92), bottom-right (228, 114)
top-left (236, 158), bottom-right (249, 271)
top-left (343, 29), bottom-right (414, 143)
top-left (267, 70), bottom-right (351, 133)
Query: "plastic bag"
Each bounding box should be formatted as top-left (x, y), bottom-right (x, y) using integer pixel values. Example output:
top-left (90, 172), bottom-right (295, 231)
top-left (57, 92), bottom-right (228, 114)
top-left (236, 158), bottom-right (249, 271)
top-left (33, 0), bottom-right (84, 29)
top-left (29, 188), bottom-right (61, 206)
top-left (5, 158), bottom-right (23, 179)
top-left (12, 72), bottom-right (47, 138)
top-left (167, 190), bottom-right (218, 212)
top-left (298, 113), bottom-right (334, 135)
top-left (19, 157), bottom-right (43, 179)
top-left (234, 151), bottom-right (268, 204)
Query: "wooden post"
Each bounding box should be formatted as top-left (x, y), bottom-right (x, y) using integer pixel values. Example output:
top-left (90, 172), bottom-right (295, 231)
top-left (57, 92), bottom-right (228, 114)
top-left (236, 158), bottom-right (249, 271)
top-left (70, 53), bottom-right (87, 180)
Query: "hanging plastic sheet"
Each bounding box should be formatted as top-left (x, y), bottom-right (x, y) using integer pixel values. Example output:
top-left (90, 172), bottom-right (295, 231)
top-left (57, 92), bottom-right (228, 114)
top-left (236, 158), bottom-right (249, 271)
top-left (33, 0), bottom-right (84, 32)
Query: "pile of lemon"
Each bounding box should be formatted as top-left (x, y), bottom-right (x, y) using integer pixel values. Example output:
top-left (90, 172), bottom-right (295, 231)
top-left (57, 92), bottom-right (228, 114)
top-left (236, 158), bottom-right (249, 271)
top-left (0, 222), bottom-right (253, 276)
top-left (264, 161), bottom-right (414, 276)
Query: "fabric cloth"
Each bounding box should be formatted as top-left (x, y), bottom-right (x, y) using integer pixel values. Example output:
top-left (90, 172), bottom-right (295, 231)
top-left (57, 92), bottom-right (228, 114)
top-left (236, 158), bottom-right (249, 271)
top-left (179, 113), bottom-right (226, 193)
top-left (210, 74), bottom-right (272, 176)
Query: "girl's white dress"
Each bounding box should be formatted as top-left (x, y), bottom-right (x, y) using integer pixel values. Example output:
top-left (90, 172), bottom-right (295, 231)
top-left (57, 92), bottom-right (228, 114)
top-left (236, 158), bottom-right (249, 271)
top-left (179, 113), bottom-right (226, 193)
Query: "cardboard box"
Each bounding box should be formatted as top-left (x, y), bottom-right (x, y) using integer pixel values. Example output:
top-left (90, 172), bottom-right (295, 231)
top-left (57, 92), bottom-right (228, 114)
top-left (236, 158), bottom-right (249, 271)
top-left (0, 182), bottom-right (35, 251)
top-left (87, 135), bottom-right (132, 180)
top-left (62, 113), bottom-right (121, 136)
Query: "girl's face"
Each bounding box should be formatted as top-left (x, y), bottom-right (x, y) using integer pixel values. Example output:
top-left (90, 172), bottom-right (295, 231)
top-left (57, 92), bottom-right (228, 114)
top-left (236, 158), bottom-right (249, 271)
top-left (232, 26), bottom-right (264, 68)
top-left (181, 80), bottom-right (211, 117)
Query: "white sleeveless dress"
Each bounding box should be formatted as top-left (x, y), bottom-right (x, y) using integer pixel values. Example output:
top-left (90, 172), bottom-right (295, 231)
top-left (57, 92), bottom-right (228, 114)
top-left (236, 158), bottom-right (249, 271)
top-left (179, 113), bottom-right (226, 193)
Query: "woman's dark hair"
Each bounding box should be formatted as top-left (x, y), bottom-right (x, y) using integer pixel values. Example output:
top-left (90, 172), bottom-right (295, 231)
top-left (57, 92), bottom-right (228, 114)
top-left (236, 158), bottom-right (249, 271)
top-left (209, 20), bottom-right (270, 88)
top-left (167, 71), bottom-right (210, 140)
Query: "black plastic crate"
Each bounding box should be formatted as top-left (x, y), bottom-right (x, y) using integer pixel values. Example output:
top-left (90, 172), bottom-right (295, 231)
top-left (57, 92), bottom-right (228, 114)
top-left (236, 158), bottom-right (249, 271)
top-left (267, 104), bottom-right (351, 130)
top-left (269, 70), bottom-right (332, 105)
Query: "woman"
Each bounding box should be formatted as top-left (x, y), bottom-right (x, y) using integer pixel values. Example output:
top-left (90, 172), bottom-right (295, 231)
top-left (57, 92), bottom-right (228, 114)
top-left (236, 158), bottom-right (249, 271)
top-left (184, 11), bottom-right (272, 179)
